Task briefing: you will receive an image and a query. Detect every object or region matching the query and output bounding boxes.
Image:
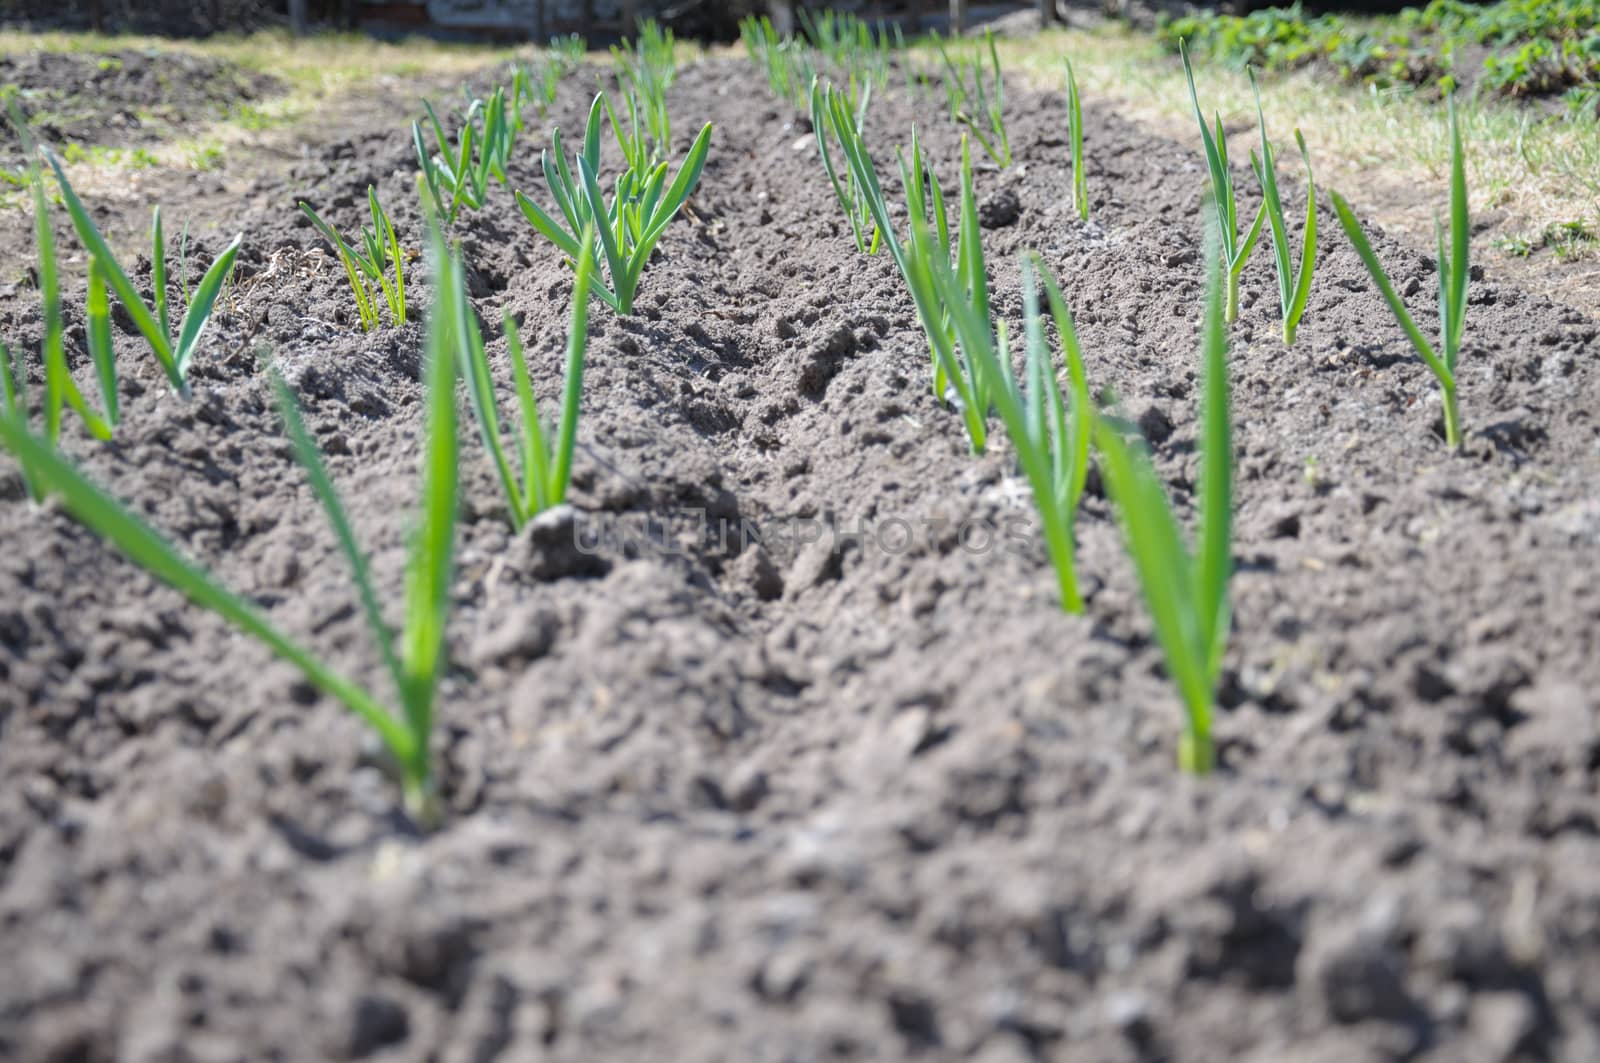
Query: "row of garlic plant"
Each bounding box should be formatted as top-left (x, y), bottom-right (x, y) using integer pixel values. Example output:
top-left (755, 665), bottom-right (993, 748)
top-left (818, 78), bottom-right (1227, 769)
top-left (777, 20), bottom-right (1468, 451)
top-left (0, 211), bottom-right (479, 825)
top-left (0, 29), bottom-right (712, 820)
top-left (799, 21), bottom-right (1477, 768)
top-left (1181, 41), bottom-right (1474, 448)
top-left (791, 24), bottom-right (1469, 448)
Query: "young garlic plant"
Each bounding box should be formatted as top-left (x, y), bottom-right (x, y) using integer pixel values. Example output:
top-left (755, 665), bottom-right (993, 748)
top-left (414, 84), bottom-right (513, 224)
top-left (904, 133), bottom-right (997, 454)
top-left (810, 76), bottom-right (881, 256)
top-left (1095, 231), bottom-right (1233, 775)
top-left (299, 186), bottom-right (407, 332)
top-left (925, 244), bottom-right (1094, 613)
top-left (899, 128), bottom-right (956, 405)
top-left (22, 149), bottom-right (111, 449)
top-left (461, 227), bottom-right (597, 531)
top-left (1180, 39), bottom-right (1265, 324)
top-left (1331, 97), bottom-right (1470, 449)
top-left (45, 151), bottom-right (241, 400)
top-left (1248, 70), bottom-right (1316, 346)
top-left (797, 7), bottom-right (894, 90)
top-left (0, 222), bottom-right (465, 823)
top-left (1066, 59), bottom-right (1088, 221)
top-left (741, 15), bottom-right (817, 111)
top-left (818, 83), bottom-right (990, 452)
top-left (515, 92), bottom-right (712, 316)
top-left (612, 18), bottom-right (677, 162)
top-left (937, 31), bottom-right (1011, 168)
top-left (516, 34), bottom-right (585, 122)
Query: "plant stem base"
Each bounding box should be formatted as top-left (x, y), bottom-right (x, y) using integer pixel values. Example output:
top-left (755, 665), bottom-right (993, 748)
top-left (1180, 731), bottom-right (1214, 775)
top-left (1442, 387), bottom-right (1461, 449)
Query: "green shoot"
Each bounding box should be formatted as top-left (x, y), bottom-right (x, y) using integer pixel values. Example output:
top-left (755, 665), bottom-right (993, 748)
top-left (899, 127), bottom-right (954, 398)
top-left (178, 218), bottom-right (192, 310)
top-left (929, 246), bottom-right (1093, 612)
top-left (519, 59), bottom-right (560, 121)
top-left (1094, 233), bottom-right (1233, 775)
top-left (1066, 59), bottom-right (1088, 221)
top-left (515, 91), bottom-right (712, 316)
top-left (932, 32), bottom-right (964, 120)
top-left (810, 77), bottom-right (881, 256)
top-left (85, 256), bottom-right (118, 426)
top-left (6, 100), bottom-right (114, 446)
top-left (1331, 96), bottom-right (1470, 449)
top-left (915, 133), bottom-right (997, 453)
top-left (461, 227), bottom-right (595, 532)
top-left (939, 31), bottom-right (1011, 168)
top-left (414, 84), bottom-right (513, 224)
top-left (1248, 70), bottom-right (1316, 345)
top-left (30, 153), bottom-right (112, 445)
top-left (863, 128), bottom-right (1092, 609)
top-left (612, 18), bottom-right (676, 161)
top-left (1180, 39), bottom-right (1266, 323)
top-left (510, 38), bottom-right (582, 132)
top-left (600, 87), bottom-right (656, 175)
top-left (549, 33), bottom-right (586, 70)
top-left (299, 186), bottom-right (408, 332)
top-left (0, 342), bottom-right (37, 500)
top-left (44, 150), bottom-right (241, 397)
top-left (820, 83), bottom-right (989, 451)
top-left (739, 15), bottom-right (822, 111)
top-left (0, 226), bottom-right (464, 822)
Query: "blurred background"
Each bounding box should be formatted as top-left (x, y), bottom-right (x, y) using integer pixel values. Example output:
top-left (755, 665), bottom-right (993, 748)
top-left (0, 1), bottom-right (1419, 42)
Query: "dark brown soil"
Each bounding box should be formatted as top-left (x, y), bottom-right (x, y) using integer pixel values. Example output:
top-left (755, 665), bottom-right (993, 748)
top-left (2, 46), bottom-right (1599, 1063)
top-left (0, 48), bottom-right (280, 170)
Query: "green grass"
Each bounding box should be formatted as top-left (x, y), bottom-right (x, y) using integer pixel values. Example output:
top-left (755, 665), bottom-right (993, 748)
top-left (60, 142), bottom-right (158, 170)
top-left (1498, 217), bottom-right (1600, 259)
